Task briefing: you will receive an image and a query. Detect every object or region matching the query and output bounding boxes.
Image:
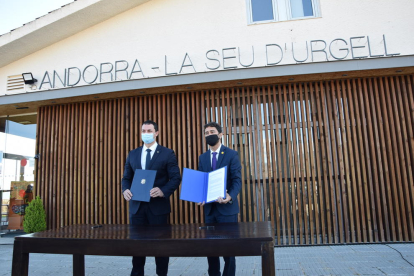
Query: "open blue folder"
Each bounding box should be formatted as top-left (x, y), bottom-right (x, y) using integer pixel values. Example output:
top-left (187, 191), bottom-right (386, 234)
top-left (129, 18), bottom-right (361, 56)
top-left (131, 169), bottom-right (157, 202)
top-left (180, 166), bottom-right (227, 203)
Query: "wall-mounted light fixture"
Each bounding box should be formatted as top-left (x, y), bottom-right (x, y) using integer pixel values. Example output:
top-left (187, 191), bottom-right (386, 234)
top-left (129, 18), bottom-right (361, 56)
top-left (22, 73), bottom-right (37, 84)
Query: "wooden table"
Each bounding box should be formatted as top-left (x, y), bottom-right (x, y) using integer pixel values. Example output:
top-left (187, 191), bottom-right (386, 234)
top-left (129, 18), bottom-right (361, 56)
top-left (12, 221), bottom-right (275, 276)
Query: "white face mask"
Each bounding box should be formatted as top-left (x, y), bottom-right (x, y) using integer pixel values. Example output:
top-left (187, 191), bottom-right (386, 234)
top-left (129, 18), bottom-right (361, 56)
top-left (141, 133), bottom-right (155, 144)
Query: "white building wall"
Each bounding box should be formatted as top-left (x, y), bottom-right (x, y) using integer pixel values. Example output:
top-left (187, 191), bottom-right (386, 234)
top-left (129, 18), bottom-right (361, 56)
top-left (0, 0), bottom-right (413, 96)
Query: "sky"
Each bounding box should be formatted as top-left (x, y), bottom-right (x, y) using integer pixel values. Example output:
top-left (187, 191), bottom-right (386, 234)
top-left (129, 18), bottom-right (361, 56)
top-left (0, 0), bottom-right (73, 35)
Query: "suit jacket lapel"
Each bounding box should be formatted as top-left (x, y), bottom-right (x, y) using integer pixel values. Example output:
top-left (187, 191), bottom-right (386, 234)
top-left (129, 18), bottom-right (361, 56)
top-left (137, 147), bottom-right (143, 169)
top-left (216, 145), bottom-right (226, 169)
top-left (147, 145), bottom-right (161, 170)
top-left (203, 150), bottom-right (212, 172)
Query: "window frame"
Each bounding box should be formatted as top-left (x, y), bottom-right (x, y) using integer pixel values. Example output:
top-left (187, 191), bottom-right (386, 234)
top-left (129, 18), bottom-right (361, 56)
top-left (246, 0), bottom-right (321, 25)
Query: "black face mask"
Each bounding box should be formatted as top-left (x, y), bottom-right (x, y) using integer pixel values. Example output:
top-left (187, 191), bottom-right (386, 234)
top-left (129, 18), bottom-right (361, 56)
top-left (205, 134), bottom-right (220, 146)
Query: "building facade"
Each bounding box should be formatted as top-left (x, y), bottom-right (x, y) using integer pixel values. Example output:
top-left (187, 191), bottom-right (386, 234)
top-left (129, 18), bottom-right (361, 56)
top-left (0, 0), bottom-right (413, 245)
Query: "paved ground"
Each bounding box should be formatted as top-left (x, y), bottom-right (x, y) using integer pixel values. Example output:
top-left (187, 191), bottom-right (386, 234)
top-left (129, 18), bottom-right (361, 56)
top-left (1, 233), bottom-right (414, 275)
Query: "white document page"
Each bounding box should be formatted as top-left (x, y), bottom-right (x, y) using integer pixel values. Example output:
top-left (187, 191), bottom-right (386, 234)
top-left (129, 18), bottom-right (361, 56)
top-left (206, 167), bottom-right (226, 202)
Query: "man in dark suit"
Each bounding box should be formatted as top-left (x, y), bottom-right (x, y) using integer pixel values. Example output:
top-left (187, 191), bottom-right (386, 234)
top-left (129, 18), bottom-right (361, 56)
top-left (198, 122), bottom-right (242, 276)
top-left (122, 120), bottom-right (181, 276)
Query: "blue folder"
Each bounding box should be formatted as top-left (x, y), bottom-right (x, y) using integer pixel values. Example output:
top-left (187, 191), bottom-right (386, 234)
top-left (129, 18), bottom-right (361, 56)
top-left (131, 169), bottom-right (157, 202)
top-left (180, 167), bottom-right (227, 203)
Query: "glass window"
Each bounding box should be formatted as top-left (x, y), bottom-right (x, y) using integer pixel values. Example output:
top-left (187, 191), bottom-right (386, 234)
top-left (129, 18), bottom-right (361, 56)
top-left (251, 0), bottom-right (274, 22)
top-left (248, 0), bottom-right (319, 24)
top-left (291, 0), bottom-right (314, 18)
top-left (0, 115), bottom-right (36, 233)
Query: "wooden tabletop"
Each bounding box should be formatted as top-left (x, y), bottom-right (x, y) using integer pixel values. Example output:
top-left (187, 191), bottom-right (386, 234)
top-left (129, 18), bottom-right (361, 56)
top-left (15, 221), bottom-right (274, 242)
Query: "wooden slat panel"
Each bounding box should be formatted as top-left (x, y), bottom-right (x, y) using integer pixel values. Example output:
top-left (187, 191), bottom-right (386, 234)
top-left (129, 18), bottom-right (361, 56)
top-left (34, 75), bottom-right (413, 245)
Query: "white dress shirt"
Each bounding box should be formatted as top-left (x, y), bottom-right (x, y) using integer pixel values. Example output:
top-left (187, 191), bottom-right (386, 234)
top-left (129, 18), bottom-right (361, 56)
top-left (141, 142), bottom-right (158, 169)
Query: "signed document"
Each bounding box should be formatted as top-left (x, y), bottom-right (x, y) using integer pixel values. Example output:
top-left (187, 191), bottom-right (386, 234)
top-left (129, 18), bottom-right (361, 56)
top-left (131, 169), bottom-right (157, 202)
top-left (180, 166), bottom-right (227, 203)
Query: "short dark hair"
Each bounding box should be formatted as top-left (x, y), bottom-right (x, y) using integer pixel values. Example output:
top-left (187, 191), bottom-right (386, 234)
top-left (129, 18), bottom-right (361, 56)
top-left (204, 122), bottom-right (222, 133)
top-left (142, 120), bottom-right (158, 131)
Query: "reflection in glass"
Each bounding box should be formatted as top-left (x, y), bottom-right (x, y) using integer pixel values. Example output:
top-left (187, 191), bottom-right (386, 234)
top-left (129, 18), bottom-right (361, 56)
top-left (0, 117), bottom-right (36, 232)
top-left (291, 0), bottom-right (313, 18)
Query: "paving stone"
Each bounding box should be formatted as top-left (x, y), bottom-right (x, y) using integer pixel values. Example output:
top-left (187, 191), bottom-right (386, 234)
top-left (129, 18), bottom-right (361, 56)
top-left (2, 242), bottom-right (414, 275)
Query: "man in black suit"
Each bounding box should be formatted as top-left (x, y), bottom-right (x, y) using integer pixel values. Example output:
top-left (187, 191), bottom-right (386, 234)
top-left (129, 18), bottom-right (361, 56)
top-left (122, 120), bottom-right (181, 276)
top-left (198, 122), bottom-right (242, 276)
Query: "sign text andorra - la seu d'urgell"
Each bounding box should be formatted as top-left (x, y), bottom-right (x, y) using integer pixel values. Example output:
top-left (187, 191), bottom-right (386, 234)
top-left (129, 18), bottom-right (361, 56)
top-left (38, 35), bottom-right (400, 90)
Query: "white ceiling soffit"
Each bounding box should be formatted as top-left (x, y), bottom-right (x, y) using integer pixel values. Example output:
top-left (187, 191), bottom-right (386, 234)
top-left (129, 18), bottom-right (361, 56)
top-left (0, 0), bottom-right (151, 68)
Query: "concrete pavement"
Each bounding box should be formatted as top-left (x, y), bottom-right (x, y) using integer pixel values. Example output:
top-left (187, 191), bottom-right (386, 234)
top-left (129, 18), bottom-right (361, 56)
top-left (1, 234), bottom-right (414, 275)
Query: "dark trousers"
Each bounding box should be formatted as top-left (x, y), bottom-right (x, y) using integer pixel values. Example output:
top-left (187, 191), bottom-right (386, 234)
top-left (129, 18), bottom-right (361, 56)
top-left (130, 202), bottom-right (169, 276)
top-left (205, 204), bottom-right (238, 276)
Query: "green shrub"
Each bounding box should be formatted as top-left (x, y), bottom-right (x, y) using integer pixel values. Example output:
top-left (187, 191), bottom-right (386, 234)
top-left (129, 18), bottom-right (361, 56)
top-left (23, 196), bottom-right (47, 233)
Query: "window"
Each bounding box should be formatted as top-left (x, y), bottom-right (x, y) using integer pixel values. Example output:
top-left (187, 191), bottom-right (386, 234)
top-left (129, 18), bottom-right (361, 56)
top-left (247, 0), bottom-right (320, 24)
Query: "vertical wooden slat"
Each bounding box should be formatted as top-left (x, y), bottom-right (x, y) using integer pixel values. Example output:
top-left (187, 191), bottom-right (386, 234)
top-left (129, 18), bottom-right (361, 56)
top-left (255, 87), bottom-right (266, 222)
top-left (85, 103), bottom-right (91, 224)
top-left (103, 101), bottom-right (108, 224)
top-left (391, 77), bottom-right (414, 240)
top-left (99, 101), bottom-right (104, 224)
top-left (240, 88), bottom-right (252, 223)
top-left (200, 91), bottom-right (206, 222)
top-left (44, 107), bottom-right (51, 228)
top-left (252, 87), bottom-right (263, 222)
top-left (375, 77), bottom-right (396, 241)
top-left (289, 86), bottom-right (302, 244)
top-left (351, 79), bottom-right (370, 242)
top-left (363, 78), bottom-right (382, 242)
top-left (342, 80), bottom-right (361, 242)
top-left (368, 78), bottom-right (389, 241)
top-left (320, 81), bottom-right (337, 243)
top-left (280, 85), bottom-right (291, 244)
top-left (384, 77), bottom-right (408, 240)
top-left (63, 106), bottom-right (70, 226)
top-left (310, 82), bottom-right (326, 244)
top-left (245, 88), bottom-right (257, 222)
top-left (57, 106), bottom-right (63, 228)
top-left (108, 100), bottom-right (114, 224)
top-left (315, 81), bottom-right (331, 243)
top-left (262, 86), bottom-right (273, 224)
top-left (297, 84), bottom-right (310, 244)
top-left (335, 80), bottom-right (355, 243)
top-left (267, 86), bottom-right (278, 234)
top-left (329, 81), bottom-right (345, 243)
top-left (304, 82), bottom-right (320, 244)
top-left (301, 83), bottom-right (315, 244)
top-left (194, 91), bottom-right (202, 223)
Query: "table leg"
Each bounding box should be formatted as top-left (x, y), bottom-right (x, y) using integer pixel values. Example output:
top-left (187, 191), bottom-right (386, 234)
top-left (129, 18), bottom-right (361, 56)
top-left (73, 254), bottom-right (85, 276)
top-left (261, 241), bottom-right (275, 276)
top-left (12, 240), bottom-right (29, 276)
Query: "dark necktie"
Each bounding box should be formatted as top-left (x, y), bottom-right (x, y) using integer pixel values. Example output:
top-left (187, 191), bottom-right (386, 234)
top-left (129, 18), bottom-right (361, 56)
top-left (145, 149), bottom-right (151, 170)
top-left (212, 152), bottom-right (218, 170)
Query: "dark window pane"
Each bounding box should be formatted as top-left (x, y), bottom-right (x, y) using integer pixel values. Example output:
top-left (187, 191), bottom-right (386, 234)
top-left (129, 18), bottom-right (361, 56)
top-left (251, 0), bottom-right (274, 22)
top-left (303, 0), bottom-right (314, 16)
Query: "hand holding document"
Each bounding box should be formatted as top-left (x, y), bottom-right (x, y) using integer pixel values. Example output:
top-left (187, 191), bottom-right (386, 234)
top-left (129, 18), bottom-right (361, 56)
top-left (180, 166), bottom-right (227, 203)
top-left (130, 169), bottom-right (157, 202)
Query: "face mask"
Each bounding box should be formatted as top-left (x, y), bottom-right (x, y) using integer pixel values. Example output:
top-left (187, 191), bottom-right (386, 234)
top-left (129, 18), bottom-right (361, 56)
top-left (142, 133), bottom-right (155, 144)
top-left (205, 134), bottom-right (220, 146)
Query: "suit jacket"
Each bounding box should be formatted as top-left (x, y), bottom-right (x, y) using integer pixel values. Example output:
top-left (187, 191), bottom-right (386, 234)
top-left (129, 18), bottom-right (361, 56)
top-left (122, 144), bottom-right (181, 215)
top-left (198, 145), bottom-right (242, 216)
